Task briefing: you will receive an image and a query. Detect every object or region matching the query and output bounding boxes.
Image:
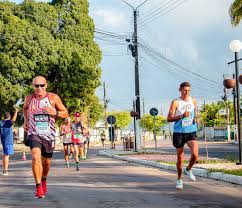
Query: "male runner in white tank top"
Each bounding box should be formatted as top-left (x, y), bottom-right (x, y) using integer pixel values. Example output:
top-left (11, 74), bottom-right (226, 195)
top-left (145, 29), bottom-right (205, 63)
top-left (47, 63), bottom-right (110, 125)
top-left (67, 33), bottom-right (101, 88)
top-left (167, 82), bottom-right (199, 190)
top-left (23, 76), bottom-right (68, 198)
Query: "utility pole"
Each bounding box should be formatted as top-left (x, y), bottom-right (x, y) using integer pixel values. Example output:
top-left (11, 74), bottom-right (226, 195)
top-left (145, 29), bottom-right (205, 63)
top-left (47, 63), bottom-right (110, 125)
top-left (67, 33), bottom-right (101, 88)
top-left (103, 82), bottom-right (108, 129)
top-left (133, 100), bottom-right (137, 151)
top-left (133, 9), bottom-right (141, 120)
top-left (143, 98), bottom-right (146, 148)
top-left (122, 0), bottom-right (149, 151)
top-left (222, 87), bottom-right (231, 142)
top-left (233, 74), bottom-right (238, 142)
top-left (203, 99), bottom-right (209, 160)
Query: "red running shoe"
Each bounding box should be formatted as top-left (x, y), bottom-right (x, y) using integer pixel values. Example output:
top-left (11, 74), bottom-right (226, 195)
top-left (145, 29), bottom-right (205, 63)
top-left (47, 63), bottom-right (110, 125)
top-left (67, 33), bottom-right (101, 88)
top-left (35, 185), bottom-right (45, 198)
top-left (42, 180), bottom-right (48, 195)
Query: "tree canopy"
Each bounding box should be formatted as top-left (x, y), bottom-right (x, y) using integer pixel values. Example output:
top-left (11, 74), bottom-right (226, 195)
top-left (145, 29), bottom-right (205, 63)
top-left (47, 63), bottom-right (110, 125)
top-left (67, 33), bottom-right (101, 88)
top-left (199, 101), bottom-right (234, 127)
top-left (0, 0), bottom-right (103, 125)
top-left (108, 111), bottom-right (132, 129)
top-left (140, 114), bottom-right (167, 132)
top-left (229, 0), bottom-right (242, 26)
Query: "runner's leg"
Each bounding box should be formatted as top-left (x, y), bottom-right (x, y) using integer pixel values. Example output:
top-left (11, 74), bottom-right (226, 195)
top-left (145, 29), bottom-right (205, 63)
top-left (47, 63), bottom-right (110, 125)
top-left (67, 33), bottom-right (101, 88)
top-left (63, 145), bottom-right (69, 167)
top-left (186, 140), bottom-right (198, 170)
top-left (42, 156), bottom-right (51, 178)
top-left (176, 147), bottom-right (184, 179)
top-left (69, 144), bottom-right (74, 159)
top-left (31, 147), bottom-right (43, 184)
top-left (3, 155), bottom-right (9, 171)
top-left (79, 144), bottom-right (84, 159)
top-left (74, 144), bottom-right (79, 170)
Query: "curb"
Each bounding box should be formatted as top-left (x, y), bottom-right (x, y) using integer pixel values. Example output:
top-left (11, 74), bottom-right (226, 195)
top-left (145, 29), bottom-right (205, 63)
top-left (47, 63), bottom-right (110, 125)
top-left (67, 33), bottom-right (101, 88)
top-left (98, 150), bottom-right (242, 186)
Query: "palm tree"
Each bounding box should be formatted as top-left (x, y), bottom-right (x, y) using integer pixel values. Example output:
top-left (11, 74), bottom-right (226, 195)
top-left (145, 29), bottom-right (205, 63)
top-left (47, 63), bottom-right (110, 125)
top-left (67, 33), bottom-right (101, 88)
top-left (229, 0), bottom-right (242, 26)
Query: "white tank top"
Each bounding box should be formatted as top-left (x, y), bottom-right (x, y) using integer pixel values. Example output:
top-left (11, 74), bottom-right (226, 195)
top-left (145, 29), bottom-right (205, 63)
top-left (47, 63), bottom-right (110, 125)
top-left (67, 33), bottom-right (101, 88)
top-left (174, 97), bottom-right (197, 133)
top-left (175, 97), bottom-right (195, 116)
top-left (28, 94), bottom-right (56, 141)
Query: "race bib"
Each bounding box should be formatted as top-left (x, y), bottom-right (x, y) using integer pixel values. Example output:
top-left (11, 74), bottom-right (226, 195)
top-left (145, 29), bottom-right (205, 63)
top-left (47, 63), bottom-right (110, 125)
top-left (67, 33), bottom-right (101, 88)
top-left (74, 133), bottom-right (85, 143)
top-left (34, 114), bottom-right (51, 135)
top-left (182, 117), bottom-right (193, 127)
top-left (66, 133), bottom-right (72, 139)
top-left (63, 133), bottom-right (72, 144)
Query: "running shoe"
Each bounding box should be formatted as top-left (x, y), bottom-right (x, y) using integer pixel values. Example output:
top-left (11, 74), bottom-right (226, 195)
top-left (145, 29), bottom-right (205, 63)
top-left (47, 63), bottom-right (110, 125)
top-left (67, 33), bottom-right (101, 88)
top-left (41, 180), bottom-right (47, 195)
top-left (2, 170), bottom-right (8, 176)
top-left (35, 185), bottom-right (45, 198)
top-left (176, 179), bottom-right (183, 190)
top-left (66, 162), bottom-right (70, 168)
top-left (184, 168), bottom-right (196, 181)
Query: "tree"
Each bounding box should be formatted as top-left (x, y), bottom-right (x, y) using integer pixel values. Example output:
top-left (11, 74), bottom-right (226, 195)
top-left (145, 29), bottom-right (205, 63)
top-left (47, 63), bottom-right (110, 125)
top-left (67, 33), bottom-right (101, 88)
top-left (199, 101), bottom-right (234, 127)
top-left (140, 114), bottom-right (167, 133)
top-left (229, 0), bottom-right (242, 26)
top-left (0, 0), bottom-right (103, 125)
top-left (109, 111), bottom-right (132, 129)
top-left (87, 95), bottom-right (104, 128)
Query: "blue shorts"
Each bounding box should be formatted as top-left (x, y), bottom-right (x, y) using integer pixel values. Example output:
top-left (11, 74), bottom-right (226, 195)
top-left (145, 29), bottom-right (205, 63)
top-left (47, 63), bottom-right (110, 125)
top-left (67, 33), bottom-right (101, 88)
top-left (2, 144), bottom-right (14, 155)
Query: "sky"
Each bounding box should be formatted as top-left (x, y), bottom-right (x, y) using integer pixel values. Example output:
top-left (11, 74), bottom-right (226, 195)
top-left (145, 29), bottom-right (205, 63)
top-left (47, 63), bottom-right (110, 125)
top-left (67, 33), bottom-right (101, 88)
top-left (9, 0), bottom-right (242, 115)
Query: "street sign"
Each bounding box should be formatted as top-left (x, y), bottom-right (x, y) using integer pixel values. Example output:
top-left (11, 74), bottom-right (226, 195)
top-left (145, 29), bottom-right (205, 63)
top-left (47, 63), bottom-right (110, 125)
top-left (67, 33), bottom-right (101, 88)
top-left (150, 108), bottom-right (158, 116)
top-left (219, 109), bottom-right (227, 116)
top-left (107, 115), bottom-right (116, 125)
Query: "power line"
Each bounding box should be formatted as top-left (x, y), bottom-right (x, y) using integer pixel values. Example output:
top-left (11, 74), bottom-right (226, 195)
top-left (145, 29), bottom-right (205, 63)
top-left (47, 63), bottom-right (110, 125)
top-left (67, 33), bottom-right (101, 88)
top-left (139, 46), bottom-right (221, 91)
top-left (139, 41), bottom-right (219, 85)
top-left (102, 53), bottom-right (129, 56)
top-left (94, 37), bottom-right (127, 45)
top-left (139, 0), bottom-right (189, 27)
top-left (139, 0), bottom-right (178, 22)
top-left (140, 54), bottom-right (218, 92)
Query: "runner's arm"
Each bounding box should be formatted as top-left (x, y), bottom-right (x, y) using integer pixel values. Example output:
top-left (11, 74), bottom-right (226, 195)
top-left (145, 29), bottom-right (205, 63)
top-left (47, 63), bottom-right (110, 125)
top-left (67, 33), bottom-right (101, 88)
top-left (11, 106), bottom-right (19, 122)
top-left (23, 95), bottom-right (31, 132)
top-left (167, 100), bottom-right (182, 122)
top-left (51, 94), bottom-right (68, 119)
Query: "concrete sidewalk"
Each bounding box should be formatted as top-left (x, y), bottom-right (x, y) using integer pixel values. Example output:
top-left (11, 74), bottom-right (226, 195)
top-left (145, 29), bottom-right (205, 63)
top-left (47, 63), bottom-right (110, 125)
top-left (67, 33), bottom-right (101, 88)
top-left (98, 149), bottom-right (242, 187)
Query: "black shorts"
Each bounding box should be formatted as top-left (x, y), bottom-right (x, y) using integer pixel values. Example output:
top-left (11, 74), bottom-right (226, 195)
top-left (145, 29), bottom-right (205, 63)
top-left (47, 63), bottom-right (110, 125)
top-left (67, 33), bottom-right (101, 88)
top-left (25, 134), bottom-right (54, 158)
top-left (173, 132), bottom-right (197, 148)
top-left (63, 143), bottom-right (73, 146)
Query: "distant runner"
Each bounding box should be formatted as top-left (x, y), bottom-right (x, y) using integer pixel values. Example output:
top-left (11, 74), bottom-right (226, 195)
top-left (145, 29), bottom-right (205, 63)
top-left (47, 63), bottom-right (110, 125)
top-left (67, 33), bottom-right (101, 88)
top-left (60, 117), bottom-right (73, 168)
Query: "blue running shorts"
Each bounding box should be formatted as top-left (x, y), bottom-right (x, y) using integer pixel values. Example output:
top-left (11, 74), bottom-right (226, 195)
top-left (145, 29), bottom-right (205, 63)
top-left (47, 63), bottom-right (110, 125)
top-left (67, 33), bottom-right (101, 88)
top-left (2, 144), bottom-right (14, 155)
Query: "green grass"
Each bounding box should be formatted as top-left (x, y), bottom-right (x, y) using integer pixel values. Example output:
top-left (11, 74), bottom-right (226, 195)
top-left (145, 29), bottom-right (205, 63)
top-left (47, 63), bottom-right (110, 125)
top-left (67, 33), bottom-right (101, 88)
top-left (156, 160), bottom-right (177, 165)
top-left (117, 151), bottom-right (165, 156)
top-left (116, 152), bottom-right (242, 176)
top-left (155, 159), bottom-right (229, 165)
top-left (208, 168), bottom-right (242, 176)
top-left (224, 153), bottom-right (238, 163)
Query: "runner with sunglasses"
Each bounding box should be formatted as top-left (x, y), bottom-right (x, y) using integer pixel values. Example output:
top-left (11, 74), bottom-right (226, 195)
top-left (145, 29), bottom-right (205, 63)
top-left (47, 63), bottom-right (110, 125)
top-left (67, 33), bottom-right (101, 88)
top-left (23, 76), bottom-right (68, 198)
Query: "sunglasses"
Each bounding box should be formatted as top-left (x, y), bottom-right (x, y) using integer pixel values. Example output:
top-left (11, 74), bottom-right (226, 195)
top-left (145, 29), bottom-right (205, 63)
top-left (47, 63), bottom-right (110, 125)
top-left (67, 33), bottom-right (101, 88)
top-left (34, 84), bottom-right (46, 88)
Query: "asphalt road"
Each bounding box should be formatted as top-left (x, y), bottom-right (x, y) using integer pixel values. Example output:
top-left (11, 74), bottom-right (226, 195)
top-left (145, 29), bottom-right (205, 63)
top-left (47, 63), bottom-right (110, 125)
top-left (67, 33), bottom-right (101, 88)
top-left (145, 140), bottom-right (240, 160)
top-left (0, 148), bottom-right (242, 208)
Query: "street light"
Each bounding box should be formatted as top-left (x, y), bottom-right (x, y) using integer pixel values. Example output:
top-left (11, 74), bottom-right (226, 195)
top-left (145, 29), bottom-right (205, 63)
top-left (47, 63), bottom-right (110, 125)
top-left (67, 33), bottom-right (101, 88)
top-left (229, 40), bottom-right (242, 164)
